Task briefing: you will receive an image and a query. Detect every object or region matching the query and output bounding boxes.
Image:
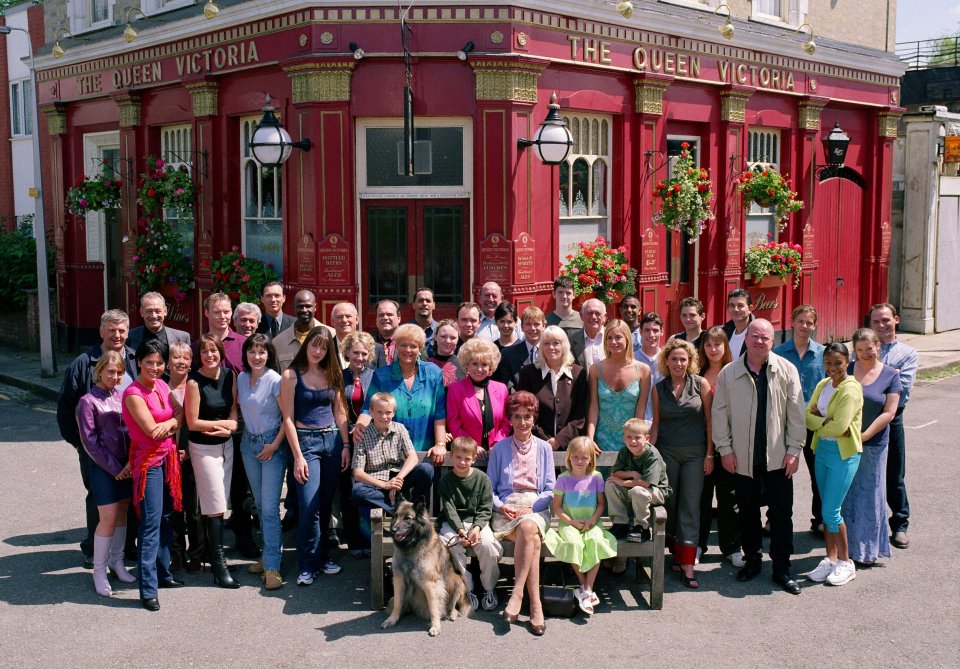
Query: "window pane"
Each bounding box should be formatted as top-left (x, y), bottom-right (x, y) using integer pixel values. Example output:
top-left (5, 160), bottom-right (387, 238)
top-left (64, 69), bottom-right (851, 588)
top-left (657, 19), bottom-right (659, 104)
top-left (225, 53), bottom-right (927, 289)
top-left (571, 158), bottom-right (589, 216)
top-left (91, 0), bottom-right (109, 23)
top-left (592, 159), bottom-right (607, 216)
top-left (22, 80), bottom-right (32, 135)
top-left (366, 127), bottom-right (463, 187)
top-left (423, 206), bottom-right (463, 303)
top-left (559, 161), bottom-right (570, 217)
top-left (754, 0), bottom-right (782, 17)
top-left (245, 218), bottom-right (283, 276)
top-left (11, 83), bottom-right (21, 135)
top-left (367, 207), bottom-right (407, 303)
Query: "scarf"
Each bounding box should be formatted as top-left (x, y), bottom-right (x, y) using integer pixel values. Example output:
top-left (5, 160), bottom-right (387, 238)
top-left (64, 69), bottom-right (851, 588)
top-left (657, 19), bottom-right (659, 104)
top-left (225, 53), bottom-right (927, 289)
top-left (472, 377), bottom-right (493, 447)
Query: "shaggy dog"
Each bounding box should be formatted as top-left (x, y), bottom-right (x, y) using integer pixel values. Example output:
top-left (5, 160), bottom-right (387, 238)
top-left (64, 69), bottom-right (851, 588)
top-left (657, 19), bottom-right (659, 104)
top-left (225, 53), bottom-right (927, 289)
top-left (381, 499), bottom-right (471, 636)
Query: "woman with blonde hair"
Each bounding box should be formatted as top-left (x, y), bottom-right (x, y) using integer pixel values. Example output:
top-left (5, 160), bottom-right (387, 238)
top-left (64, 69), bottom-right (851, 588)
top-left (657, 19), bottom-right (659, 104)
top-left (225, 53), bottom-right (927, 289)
top-left (446, 337), bottom-right (511, 457)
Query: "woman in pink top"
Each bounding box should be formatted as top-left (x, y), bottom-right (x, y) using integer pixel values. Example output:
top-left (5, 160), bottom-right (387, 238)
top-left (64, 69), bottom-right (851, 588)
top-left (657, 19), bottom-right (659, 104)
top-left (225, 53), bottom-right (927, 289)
top-left (122, 339), bottom-right (183, 612)
top-left (446, 338), bottom-right (511, 458)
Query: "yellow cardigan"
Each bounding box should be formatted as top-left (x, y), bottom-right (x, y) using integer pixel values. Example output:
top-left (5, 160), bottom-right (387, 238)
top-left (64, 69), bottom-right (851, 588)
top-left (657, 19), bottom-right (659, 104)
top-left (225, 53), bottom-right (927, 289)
top-left (805, 377), bottom-right (864, 460)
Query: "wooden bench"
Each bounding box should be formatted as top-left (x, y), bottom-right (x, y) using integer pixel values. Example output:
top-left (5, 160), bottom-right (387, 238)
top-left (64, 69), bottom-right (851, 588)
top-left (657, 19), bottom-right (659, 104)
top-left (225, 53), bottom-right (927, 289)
top-left (369, 451), bottom-right (667, 611)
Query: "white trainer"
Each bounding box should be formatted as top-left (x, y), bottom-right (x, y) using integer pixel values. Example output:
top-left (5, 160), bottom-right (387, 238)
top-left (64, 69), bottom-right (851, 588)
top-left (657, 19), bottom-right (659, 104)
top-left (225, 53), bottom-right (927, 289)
top-left (826, 560), bottom-right (856, 586)
top-left (726, 550), bottom-right (747, 568)
top-left (805, 557), bottom-right (837, 582)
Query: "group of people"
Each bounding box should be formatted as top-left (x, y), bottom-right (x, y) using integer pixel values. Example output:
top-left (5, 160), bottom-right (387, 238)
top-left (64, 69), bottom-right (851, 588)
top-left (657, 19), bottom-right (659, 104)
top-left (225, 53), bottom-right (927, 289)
top-left (57, 275), bottom-right (918, 625)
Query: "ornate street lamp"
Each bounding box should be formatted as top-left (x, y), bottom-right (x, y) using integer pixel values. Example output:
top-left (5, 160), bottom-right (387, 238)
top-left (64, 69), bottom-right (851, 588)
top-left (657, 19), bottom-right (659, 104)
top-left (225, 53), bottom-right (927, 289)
top-left (517, 92), bottom-right (574, 166)
top-left (822, 122), bottom-right (851, 166)
top-left (249, 95), bottom-right (311, 168)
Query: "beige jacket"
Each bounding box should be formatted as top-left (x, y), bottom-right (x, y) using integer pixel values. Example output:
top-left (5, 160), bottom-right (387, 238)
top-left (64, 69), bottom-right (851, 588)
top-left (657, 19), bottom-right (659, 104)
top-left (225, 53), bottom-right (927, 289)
top-left (273, 318), bottom-right (335, 370)
top-left (711, 352), bottom-right (805, 478)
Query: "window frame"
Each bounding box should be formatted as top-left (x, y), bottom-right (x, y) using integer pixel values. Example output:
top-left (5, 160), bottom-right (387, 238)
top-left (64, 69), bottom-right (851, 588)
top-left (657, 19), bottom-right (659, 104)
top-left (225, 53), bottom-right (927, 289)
top-left (750, 0), bottom-right (807, 29)
top-left (744, 126), bottom-right (782, 247)
top-left (68, 0), bottom-right (116, 35)
top-left (160, 124), bottom-right (195, 262)
top-left (240, 115), bottom-right (284, 277)
top-left (141, 0), bottom-right (194, 17)
top-left (558, 111), bottom-right (612, 258)
top-left (656, 0), bottom-right (718, 12)
top-left (9, 79), bottom-right (33, 137)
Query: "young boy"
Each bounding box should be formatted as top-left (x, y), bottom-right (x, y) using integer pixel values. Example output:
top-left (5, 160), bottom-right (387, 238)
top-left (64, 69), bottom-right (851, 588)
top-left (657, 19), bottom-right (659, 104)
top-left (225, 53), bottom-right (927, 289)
top-left (351, 392), bottom-right (434, 513)
top-left (437, 437), bottom-right (503, 611)
top-left (604, 418), bottom-right (671, 542)
top-left (672, 296), bottom-right (705, 349)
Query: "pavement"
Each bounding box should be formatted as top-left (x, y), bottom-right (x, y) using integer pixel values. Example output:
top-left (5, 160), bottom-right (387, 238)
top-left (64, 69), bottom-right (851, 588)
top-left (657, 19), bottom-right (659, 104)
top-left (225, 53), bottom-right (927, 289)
top-left (2, 328), bottom-right (958, 403)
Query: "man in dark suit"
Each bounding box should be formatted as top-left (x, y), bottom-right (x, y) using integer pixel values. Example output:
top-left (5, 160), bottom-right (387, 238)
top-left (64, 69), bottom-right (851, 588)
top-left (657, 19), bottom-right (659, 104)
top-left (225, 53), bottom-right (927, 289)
top-left (721, 288), bottom-right (755, 357)
top-left (567, 298), bottom-right (607, 369)
top-left (257, 281), bottom-right (295, 338)
top-left (332, 301), bottom-right (385, 369)
top-left (494, 306), bottom-right (545, 391)
top-left (126, 292), bottom-right (190, 360)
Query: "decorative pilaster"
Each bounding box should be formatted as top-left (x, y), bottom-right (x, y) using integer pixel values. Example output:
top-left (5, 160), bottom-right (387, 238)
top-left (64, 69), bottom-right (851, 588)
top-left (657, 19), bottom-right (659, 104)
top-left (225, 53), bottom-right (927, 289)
top-left (114, 94), bottom-right (141, 128)
top-left (720, 89), bottom-right (752, 123)
top-left (879, 111), bottom-right (901, 138)
top-left (186, 81), bottom-right (218, 117)
top-left (798, 99), bottom-right (827, 131)
top-left (284, 61), bottom-right (355, 103)
top-left (470, 59), bottom-right (545, 102)
top-left (633, 76), bottom-right (671, 116)
top-left (41, 104), bottom-right (67, 136)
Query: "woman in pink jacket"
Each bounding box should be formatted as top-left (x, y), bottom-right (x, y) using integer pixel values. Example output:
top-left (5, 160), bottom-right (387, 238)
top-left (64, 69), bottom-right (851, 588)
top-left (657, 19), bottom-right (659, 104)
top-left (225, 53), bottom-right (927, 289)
top-left (446, 337), bottom-right (512, 458)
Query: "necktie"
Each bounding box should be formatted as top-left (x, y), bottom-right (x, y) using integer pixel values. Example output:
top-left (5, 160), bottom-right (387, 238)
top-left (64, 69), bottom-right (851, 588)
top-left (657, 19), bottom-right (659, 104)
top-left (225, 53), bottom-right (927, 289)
top-left (270, 317), bottom-right (279, 338)
top-left (351, 376), bottom-right (363, 416)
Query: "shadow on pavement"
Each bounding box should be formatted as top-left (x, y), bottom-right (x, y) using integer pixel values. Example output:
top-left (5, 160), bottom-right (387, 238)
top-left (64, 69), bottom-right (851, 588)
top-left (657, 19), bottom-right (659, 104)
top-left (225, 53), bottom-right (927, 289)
top-left (0, 549), bottom-right (142, 607)
top-left (5, 527), bottom-right (86, 547)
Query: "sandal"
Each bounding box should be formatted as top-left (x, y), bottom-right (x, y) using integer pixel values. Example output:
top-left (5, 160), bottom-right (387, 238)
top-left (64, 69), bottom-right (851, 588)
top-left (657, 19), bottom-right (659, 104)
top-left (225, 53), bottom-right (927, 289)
top-left (683, 574), bottom-right (699, 589)
top-left (670, 563), bottom-right (683, 574)
top-left (576, 590), bottom-right (595, 615)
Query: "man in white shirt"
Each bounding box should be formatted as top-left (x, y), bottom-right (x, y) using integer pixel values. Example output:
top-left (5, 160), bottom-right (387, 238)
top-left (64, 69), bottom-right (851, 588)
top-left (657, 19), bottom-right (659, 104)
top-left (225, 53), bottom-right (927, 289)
top-left (722, 288), bottom-right (754, 357)
top-left (495, 306), bottom-right (546, 390)
top-left (633, 312), bottom-right (664, 419)
top-left (476, 281), bottom-right (520, 341)
top-left (455, 301), bottom-right (482, 353)
top-left (569, 298), bottom-right (607, 369)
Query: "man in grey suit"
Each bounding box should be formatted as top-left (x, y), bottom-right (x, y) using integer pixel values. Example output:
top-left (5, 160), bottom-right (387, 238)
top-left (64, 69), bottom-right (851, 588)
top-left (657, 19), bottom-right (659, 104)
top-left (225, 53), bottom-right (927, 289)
top-left (126, 292), bottom-right (190, 359)
top-left (257, 281), bottom-right (296, 338)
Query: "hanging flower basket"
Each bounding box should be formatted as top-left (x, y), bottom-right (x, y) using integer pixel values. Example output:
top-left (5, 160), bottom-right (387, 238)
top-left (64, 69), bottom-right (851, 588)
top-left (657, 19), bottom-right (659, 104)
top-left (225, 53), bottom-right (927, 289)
top-left (559, 237), bottom-right (637, 305)
top-left (211, 247), bottom-right (280, 305)
top-left (744, 239), bottom-right (803, 288)
top-left (736, 168), bottom-right (803, 231)
top-left (653, 142), bottom-right (714, 241)
top-left (131, 217), bottom-right (194, 304)
top-left (137, 156), bottom-right (198, 218)
top-left (65, 174), bottom-right (122, 216)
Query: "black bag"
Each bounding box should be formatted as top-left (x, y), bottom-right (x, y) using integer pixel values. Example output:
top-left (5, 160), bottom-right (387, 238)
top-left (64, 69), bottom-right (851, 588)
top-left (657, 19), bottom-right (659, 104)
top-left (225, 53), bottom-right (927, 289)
top-left (540, 563), bottom-right (577, 618)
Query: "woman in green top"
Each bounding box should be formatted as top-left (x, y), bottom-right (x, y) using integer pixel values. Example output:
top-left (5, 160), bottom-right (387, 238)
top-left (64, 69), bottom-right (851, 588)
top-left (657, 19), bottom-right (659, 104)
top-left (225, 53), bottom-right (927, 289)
top-left (804, 343), bottom-right (863, 587)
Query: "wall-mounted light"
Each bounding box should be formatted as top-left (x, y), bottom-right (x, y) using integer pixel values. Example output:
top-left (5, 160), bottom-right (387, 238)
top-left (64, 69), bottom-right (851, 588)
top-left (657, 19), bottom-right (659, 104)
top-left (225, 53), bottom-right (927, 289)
top-left (349, 42), bottom-right (365, 60)
top-left (797, 23), bottom-right (816, 55)
top-left (457, 41), bottom-right (475, 61)
top-left (822, 122), bottom-right (850, 166)
top-left (203, 0), bottom-right (220, 20)
top-left (249, 94), bottom-right (312, 168)
top-left (714, 4), bottom-right (734, 40)
top-left (123, 7), bottom-right (146, 43)
top-left (613, 1), bottom-right (633, 19)
top-left (517, 91), bottom-right (573, 165)
top-left (51, 28), bottom-right (74, 59)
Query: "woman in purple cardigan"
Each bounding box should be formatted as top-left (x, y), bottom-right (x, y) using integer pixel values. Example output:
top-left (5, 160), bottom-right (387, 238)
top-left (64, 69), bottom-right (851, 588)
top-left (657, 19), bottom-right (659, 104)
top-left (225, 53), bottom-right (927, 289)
top-left (446, 337), bottom-right (511, 458)
top-left (488, 391), bottom-right (555, 636)
top-left (75, 350), bottom-right (136, 597)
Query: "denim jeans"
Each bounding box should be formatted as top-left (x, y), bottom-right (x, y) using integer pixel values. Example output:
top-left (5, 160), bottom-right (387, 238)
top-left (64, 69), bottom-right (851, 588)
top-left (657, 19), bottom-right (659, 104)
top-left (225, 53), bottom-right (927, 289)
top-left (240, 426), bottom-right (290, 571)
top-left (351, 461), bottom-right (435, 513)
top-left (295, 428), bottom-right (342, 573)
top-left (886, 406), bottom-right (909, 532)
top-left (137, 462), bottom-right (174, 599)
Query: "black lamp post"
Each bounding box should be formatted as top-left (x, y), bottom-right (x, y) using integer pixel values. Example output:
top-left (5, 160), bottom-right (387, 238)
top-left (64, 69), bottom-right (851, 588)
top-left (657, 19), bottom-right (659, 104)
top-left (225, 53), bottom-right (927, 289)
top-left (249, 95), bottom-right (311, 167)
top-left (518, 92), bottom-right (574, 165)
top-left (822, 122), bottom-right (851, 167)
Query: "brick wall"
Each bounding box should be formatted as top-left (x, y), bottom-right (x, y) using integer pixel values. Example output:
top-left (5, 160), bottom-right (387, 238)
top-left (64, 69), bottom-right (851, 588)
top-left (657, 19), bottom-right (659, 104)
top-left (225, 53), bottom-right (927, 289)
top-left (0, 14), bottom-right (15, 231)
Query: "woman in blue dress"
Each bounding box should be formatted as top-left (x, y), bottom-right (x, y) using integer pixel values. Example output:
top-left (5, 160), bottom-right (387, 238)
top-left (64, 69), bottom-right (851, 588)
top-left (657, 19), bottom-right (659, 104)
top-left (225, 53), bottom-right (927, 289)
top-left (843, 328), bottom-right (902, 566)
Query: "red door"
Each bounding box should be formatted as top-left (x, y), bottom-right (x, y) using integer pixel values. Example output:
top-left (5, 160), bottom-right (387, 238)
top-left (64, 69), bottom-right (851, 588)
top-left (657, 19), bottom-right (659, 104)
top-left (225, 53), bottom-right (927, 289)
top-left (812, 171), bottom-right (864, 342)
top-left (360, 200), bottom-right (468, 326)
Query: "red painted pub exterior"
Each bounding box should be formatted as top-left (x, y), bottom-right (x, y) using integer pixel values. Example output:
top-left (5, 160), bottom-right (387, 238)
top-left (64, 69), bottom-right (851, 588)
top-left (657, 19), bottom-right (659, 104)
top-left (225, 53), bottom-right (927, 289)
top-left (33, 1), bottom-right (904, 345)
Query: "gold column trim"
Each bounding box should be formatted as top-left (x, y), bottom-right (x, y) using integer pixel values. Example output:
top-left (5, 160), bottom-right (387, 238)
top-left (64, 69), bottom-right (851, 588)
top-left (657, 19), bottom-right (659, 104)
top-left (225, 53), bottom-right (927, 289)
top-left (633, 79), bottom-right (670, 116)
top-left (878, 111), bottom-right (901, 139)
top-left (470, 60), bottom-right (546, 103)
top-left (798, 100), bottom-right (827, 131)
top-left (186, 81), bottom-right (219, 118)
top-left (114, 94), bottom-right (141, 128)
top-left (720, 90), bottom-right (751, 124)
top-left (284, 62), bottom-right (355, 103)
top-left (41, 104), bottom-right (67, 136)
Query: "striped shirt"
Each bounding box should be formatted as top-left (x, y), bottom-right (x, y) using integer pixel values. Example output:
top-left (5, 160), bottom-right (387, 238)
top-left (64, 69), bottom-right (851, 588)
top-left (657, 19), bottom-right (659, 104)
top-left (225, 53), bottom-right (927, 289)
top-left (554, 471), bottom-right (604, 522)
top-left (352, 422), bottom-right (414, 482)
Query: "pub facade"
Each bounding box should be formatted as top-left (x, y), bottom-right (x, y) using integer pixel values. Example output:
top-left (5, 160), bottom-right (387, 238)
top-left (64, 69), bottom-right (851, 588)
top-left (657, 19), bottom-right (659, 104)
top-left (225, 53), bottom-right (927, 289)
top-left (32, 0), bottom-right (905, 345)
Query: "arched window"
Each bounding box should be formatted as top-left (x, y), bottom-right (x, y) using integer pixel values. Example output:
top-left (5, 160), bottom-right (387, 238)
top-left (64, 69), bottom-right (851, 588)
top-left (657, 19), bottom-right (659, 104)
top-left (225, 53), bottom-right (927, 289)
top-left (559, 112), bottom-right (612, 257)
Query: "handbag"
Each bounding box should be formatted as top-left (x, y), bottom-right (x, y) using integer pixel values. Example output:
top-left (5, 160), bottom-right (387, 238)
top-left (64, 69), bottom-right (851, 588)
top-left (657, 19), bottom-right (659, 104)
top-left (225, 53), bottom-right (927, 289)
top-left (540, 563), bottom-right (578, 618)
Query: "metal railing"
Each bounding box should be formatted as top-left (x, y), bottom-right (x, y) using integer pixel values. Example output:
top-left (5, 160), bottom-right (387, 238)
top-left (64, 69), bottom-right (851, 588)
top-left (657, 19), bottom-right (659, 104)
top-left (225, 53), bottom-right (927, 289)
top-left (897, 37), bottom-right (960, 70)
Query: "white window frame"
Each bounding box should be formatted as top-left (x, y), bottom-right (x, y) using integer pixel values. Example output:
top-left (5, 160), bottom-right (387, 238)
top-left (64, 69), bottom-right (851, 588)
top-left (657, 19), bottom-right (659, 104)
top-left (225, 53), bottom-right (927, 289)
top-left (9, 79), bottom-right (33, 137)
top-left (356, 117), bottom-right (473, 198)
top-left (68, 0), bottom-right (116, 35)
top-left (657, 0), bottom-right (718, 12)
top-left (82, 131), bottom-right (120, 310)
top-left (559, 112), bottom-right (612, 258)
top-left (141, 0), bottom-right (194, 17)
top-left (745, 126), bottom-right (782, 247)
top-left (750, 0), bottom-right (807, 29)
top-left (240, 115), bottom-right (284, 276)
top-left (160, 124), bottom-right (195, 261)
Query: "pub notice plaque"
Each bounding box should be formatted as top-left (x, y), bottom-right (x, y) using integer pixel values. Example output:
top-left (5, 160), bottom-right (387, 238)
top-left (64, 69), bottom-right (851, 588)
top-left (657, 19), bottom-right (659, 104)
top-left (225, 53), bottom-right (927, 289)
top-left (479, 233), bottom-right (512, 285)
top-left (197, 231), bottom-right (213, 279)
top-left (316, 234), bottom-right (351, 285)
top-left (514, 232), bottom-right (535, 283)
top-left (641, 227), bottom-right (658, 273)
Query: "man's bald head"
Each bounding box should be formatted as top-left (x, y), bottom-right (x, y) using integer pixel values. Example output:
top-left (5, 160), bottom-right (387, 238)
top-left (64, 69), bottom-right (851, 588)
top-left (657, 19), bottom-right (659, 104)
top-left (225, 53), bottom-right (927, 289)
top-left (746, 318), bottom-right (775, 363)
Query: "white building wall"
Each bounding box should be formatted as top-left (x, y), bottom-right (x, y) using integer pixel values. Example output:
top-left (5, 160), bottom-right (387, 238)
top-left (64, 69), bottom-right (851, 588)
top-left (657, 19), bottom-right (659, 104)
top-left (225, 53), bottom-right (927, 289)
top-left (5, 5), bottom-right (36, 220)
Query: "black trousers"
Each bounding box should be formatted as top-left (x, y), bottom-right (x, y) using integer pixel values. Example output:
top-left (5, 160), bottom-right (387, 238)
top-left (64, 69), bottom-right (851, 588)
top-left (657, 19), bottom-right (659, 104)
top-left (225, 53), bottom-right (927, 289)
top-left (886, 406), bottom-right (910, 532)
top-left (77, 449), bottom-right (98, 559)
top-left (698, 464), bottom-right (741, 555)
top-left (171, 454), bottom-right (206, 561)
top-left (734, 468), bottom-right (794, 576)
top-left (229, 432), bottom-right (255, 543)
top-left (802, 429), bottom-right (823, 528)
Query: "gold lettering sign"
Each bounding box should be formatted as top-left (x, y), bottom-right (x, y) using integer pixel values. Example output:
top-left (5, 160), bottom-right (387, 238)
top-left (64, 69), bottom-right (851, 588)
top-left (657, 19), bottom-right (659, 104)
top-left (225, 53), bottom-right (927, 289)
top-left (945, 136), bottom-right (960, 163)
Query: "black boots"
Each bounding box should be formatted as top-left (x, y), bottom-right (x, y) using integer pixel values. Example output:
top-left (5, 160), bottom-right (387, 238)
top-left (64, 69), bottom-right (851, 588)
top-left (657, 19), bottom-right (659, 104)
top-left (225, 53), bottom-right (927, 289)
top-left (205, 517), bottom-right (240, 589)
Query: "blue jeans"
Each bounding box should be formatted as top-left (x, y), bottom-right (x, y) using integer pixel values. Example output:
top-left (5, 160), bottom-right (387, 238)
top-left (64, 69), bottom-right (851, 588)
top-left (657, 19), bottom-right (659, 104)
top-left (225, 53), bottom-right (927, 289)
top-left (295, 429), bottom-right (342, 573)
top-left (240, 427), bottom-right (290, 571)
top-left (137, 462), bottom-right (174, 599)
top-left (815, 439), bottom-right (860, 534)
top-left (351, 461), bottom-right (435, 513)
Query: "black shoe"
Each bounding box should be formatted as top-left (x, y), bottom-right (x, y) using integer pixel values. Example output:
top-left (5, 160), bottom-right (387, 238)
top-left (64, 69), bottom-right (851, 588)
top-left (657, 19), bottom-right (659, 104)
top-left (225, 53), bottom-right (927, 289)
top-left (185, 557), bottom-right (203, 574)
top-left (82, 554), bottom-right (94, 569)
top-left (609, 524), bottom-right (629, 540)
top-left (141, 597), bottom-right (160, 611)
top-left (891, 531), bottom-right (910, 549)
top-left (170, 553), bottom-right (186, 574)
top-left (159, 578), bottom-right (185, 589)
top-left (280, 513), bottom-right (298, 533)
top-left (809, 522), bottom-right (824, 538)
top-left (327, 530), bottom-right (341, 549)
top-left (124, 547), bottom-right (138, 561)
top-left (235, 537), bottom-right (260, 560)
top-left (736, 561), bottom-right (762, 582)
top-left (772, 573), bottom-right (801, 595)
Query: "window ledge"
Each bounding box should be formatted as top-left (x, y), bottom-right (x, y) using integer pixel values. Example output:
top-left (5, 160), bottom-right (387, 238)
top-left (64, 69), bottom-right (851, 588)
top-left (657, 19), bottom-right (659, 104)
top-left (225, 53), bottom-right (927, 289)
top-left (658, 0), bottom-right (718, 12)
top-left (749, 14), bottom-right (801, 31)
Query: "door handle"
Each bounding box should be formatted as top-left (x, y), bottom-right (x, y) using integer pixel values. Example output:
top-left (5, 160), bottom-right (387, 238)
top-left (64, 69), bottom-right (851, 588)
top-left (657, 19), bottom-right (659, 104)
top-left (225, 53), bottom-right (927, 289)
top-left (836, 277), bottom-right (845, 287)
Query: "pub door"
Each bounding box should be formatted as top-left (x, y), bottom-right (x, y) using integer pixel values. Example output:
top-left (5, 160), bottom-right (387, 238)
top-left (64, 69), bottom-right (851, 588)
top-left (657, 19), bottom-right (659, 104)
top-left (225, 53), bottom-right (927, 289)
top-left (361, 200), bottom-right (468, 324)
top-left (813, 168), bottom-right (865, 342)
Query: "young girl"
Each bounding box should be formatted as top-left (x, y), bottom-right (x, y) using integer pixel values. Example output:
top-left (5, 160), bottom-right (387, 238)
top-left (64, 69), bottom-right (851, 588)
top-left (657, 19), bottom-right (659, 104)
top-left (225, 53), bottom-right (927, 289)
top-left (543, 436), bottom-right (618, 614)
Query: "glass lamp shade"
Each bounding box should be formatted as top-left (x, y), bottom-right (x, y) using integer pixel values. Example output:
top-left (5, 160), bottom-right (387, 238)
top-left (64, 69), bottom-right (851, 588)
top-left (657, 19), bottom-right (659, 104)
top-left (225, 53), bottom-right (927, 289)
top-left (823, 122), bottom-right (850, 166)
top-left (251, 124), bottom-right (293, 167)
top-left (535, 123), bottom-right (573, 165)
